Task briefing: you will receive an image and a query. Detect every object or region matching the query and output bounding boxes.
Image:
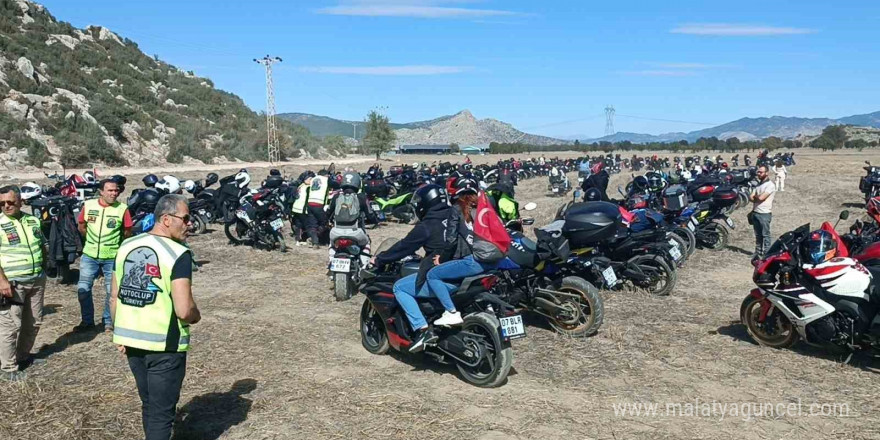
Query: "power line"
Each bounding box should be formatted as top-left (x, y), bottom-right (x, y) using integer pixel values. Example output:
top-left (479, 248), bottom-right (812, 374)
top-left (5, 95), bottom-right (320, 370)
top-left (254, 55), bottom-right (283, 163)
top-left (616, 113), bottom-right (718, 126)
top-left (519, 114), bottom-right (606, 131)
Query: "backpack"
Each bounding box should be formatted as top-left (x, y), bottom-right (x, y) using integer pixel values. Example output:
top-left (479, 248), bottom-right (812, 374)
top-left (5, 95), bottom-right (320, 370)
top-left (334, 192), bottom-right (361, 227)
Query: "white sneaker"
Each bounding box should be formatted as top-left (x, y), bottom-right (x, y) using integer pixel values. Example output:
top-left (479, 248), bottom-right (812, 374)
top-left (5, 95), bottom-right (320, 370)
top-left (434, 310), bottom-right (463, 326)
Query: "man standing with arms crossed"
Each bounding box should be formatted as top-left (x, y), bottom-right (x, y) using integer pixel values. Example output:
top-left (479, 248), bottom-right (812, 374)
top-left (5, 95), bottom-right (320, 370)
top-left (0, 186), bottom-right (47, 381)
top-left (76, 179), bottom-right (132, 332)
top-left (750, 165), bottom-right (776, 261)
top-left (111, 194), bottom-right (200, 440)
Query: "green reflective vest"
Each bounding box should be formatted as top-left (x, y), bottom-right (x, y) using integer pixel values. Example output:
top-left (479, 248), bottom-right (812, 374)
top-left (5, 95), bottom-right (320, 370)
top-left (291, 183), bottom-right (310, 214)
top-left (0, 213), bottom-right (44, 280)
top-left (498, 196), bottom-right (519, 223)
top-left (307, 176), bottom-right (330, 206)
top-left (112, 234), bottom-right (191, 352)
top-left (82, 199), bottom-right (129, 260)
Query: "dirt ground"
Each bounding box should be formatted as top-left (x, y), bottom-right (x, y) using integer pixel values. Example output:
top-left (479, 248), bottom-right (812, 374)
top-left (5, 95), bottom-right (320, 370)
top-left (2, 151), bottom-right (880, 440)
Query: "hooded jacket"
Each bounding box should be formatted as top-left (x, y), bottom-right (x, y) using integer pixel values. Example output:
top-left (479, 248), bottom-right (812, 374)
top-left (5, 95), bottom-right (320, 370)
top-left (374, 204), bottom-right (451, 289)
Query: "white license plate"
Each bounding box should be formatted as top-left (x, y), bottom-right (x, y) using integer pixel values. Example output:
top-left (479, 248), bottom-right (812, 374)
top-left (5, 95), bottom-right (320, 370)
top-left (235, 210), bottom-right (250, 222)
top-left (601, 266), bottom-right (618, 287)
top-left (687, 217), bottom-right (697, 231)
top-left (668, 243), bottom-right (682, 261)
top-left (500, 315), bottom-right (526, 340)
top-left (330, 258), bottom-right (351, 273)
top-left (370, 202), bottom-right (381, 212)
top-left (553, 187), bottom-right (560, 193)
top-left (578, 177), bottom-right (585, 183)
top-left (725, 217), bottom-right (735, 228)
top-left (270, 218), bottom-right (283, 230)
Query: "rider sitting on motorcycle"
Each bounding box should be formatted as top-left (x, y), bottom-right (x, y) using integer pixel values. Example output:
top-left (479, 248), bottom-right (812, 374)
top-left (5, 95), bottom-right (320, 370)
top-left (486, 183), bottom-right (518, 224)
top-left (327, 172), bottom-right (377, 262)
top-left (581, 162), bottom-right (610, 201)
top-left (371, 184), bottom-right (450, 352)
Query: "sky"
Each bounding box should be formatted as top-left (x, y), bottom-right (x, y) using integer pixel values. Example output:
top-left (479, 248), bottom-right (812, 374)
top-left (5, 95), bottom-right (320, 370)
top-left (37, 0), bottom-right (880, 139)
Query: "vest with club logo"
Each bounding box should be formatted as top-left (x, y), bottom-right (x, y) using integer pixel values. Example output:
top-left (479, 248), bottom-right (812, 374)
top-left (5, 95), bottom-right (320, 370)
top-left (307, 176), bottom-right (330, 206)
top-left (112, 234), bottom-right (191, 352)
top-left (82, 199), bottom-right (128, 259)
top-left (0, 213), bottom-right (44, 280)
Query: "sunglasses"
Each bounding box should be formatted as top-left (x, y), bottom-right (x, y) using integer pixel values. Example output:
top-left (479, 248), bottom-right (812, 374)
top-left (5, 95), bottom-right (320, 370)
top-left (167, 214), bottom-right (192, 224)
top-left (0, 201), bottom-right (18, 207)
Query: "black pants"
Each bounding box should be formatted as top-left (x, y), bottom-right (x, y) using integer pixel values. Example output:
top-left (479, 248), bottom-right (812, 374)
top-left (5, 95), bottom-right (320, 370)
top-left (305, 205), bottom-right (327, 244)
top-left (127, 348), bottom-right (187, 440)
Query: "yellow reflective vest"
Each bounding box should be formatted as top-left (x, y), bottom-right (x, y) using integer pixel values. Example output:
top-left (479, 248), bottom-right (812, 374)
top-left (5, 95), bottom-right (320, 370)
top-left (112, 234), bottom-right (191, 352)
top-left (0, 213), bottom-right (44, 280)
top-left (307, 176), bottom-right (330, 206)
top-left (82, 199), bottom-right (129, 259)
top-left (291, 183), bottom-right (310, 214)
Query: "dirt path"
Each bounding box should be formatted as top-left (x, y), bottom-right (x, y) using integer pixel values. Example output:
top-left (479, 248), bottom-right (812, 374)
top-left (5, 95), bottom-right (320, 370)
top-left (2, 152), bottom-right (880, 439)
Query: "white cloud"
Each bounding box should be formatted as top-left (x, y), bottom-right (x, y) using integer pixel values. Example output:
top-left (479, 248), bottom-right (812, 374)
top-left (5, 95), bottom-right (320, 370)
top-left (671, 23), bottom-right (814, 36)
top-left (621, 70), bottom-right (698, 77)
top-left (316, 1), bottom-right (518, 18)
top-left (299, 65), bottom-right (473, 75)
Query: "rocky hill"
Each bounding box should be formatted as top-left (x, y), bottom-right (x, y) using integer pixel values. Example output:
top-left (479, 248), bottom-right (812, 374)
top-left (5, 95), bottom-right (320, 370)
top-left (279, 110), bottom-right (568, 146)
top-left (0, 0), bottom-right (339, 171)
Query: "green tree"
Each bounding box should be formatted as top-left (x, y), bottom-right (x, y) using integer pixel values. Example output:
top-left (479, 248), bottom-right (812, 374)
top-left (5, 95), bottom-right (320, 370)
top-left (449, 142), bottom-right (460, 153)
top-left (821, 125), bottom-right (848, 150)
top-left (362, 110), bottom-right (396, 160)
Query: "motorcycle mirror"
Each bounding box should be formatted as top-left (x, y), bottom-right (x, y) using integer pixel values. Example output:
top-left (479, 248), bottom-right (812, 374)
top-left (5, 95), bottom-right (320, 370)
top-left (521, 217), bottom-right (535, 226)
top-left (617, 185), bottom-right (626, 197)
top-left (840, 210), bottom-right (850, 220)
top-left (523, 202), bottom-right (537, 211)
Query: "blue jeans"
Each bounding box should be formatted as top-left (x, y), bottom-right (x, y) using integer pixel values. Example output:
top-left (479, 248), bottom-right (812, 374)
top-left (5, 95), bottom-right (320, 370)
top-left (426, 256), bottom-right (493, 313)
top-left (77, 255), bottom-right (115, 326)
top-left (393, 273), bottom-right (457, 331)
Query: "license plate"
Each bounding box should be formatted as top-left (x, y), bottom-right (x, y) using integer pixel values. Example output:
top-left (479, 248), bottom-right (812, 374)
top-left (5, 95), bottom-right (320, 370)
top-left (330, 258), bottom-right (351, 273)
top-left (553, 187), bottom-right (560, 193)
top-left (500, 315), bottom-right (526, 340)
top-left (601, 266), bottom-right (618, 287)
top-left (687, 216), bottom-right (697, 231)
top-left (370, 202), bottom-right (381, 212)
top-left (668, 241), bottom-right (682, 261)
top-left (578, 177), bottom-right (585, 183)
top-left (270, 218), bottom-right (284, 230)
top-left (235, 210), bottom-right (250, 222)
top-left (725, 217), bottom-right (735, 229)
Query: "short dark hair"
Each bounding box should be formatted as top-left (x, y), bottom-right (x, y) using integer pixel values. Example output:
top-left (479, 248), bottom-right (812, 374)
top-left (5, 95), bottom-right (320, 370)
top-left (757, 165), bottom-right (770, 173)
top-left (99, 179), bottom-right (118, 190)
top-left (0, 185), bottom-right (21, 199)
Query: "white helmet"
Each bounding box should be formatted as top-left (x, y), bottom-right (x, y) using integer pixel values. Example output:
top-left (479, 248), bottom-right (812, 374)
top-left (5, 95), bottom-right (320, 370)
top-left (412, 162), bottom-right (420, 169)
top-left (83, 171), bottom-right (96, 184)
top-left (20, 182), bottom-right (41, 201)
top-left (156, 175), bottom-right (181, 194)
top-left (234, 171), bottom-right (251, 189)
top-left (183, 180), bottom-right (197, 193)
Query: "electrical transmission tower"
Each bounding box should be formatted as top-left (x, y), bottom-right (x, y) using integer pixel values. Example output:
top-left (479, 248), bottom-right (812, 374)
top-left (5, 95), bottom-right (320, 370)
top-left (254, 55), bottom-right (283, 163)
top-left (605, 105), bottom-right (616, 136)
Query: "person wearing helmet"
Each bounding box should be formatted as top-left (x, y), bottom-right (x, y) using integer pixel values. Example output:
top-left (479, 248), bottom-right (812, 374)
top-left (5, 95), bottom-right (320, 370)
top-left (371, 184), bottom-right (451, 352)
top-left (304, 170), bottom-right (331, 248)
top-left (75, 178), bottom-right (133, 332)
top-left (485, 183), bottom-right (518, 223)
top-left (581, 162), bottom-right (610, 201)
top-left (327, 172), bottom-right (377, 263)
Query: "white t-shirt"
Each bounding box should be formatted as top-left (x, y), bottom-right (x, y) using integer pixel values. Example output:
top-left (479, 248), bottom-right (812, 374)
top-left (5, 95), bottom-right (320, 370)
top-left (752, 180), bottom-right (776, 214)
top-left (774, 165), bottom-right (787, 177)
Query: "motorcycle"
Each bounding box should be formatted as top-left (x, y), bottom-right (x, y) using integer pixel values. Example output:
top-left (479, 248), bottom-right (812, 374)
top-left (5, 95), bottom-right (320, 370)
top-left (358, 248), bottom-right (517, 388)
top-left (859, 161), bottom-right (880, 204)
top-left (740, 215), bottom-right (880, 357)
top-left (225, 187), bottom-right (288, 252)
top-left (329, 235), bottom-right (370, 301)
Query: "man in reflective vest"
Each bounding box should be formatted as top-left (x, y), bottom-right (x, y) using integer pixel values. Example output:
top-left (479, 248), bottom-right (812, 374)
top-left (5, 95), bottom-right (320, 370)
top-left (290, 175), bottom-right (310, 245)
top-left (305, 171), bottom-right (330, 248)
top-left (76, 179), bottom-right (132, 332)
top-left (111, 194), bottom-right (200, 440)
top-left (0, 185), bottom-right (47, 381)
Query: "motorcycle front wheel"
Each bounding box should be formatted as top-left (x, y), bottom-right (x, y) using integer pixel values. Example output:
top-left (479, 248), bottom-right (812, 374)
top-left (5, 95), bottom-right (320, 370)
top-left (188, 213), bottom-right (207, 235)
top-left (455, 313), bottom-right (513, 388)
top-left (629, 254), bottom-right (676, 296)
top-left (699, 221), bottom-right (729, 251)
top-left (740, 296), bottom-right (798, 348)
top-left (224, 219), bottom-right (249, 245)
top-left (544, 276), bottom-right (604, 337)
top-left (360, 299), bottom-right (390, 354)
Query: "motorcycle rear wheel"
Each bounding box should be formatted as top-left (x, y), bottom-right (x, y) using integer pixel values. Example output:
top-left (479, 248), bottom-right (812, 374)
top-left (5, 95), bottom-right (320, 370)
top-left (188, 213), bottom-right (207, 235)
top-left (360, 299), bottom-right (390, 355)
top-left (455, 313), bottom-right (513, 388)
top-left (335, 272), bottom-right (354, 301)
top-left (672, 226), bottom-right (697, 258)
top-left (667, 232), bottom-right (689, 266)
top-left (224, 220), bottom-right (249, 245)
top-left (630, 255), bottom-right (676, 296)
top-left (546, 277), bottom-right (604, 337)
top-left (740, 296), bottom-right (798, 348)
top-left (700, 221), bottom-right (729, 251)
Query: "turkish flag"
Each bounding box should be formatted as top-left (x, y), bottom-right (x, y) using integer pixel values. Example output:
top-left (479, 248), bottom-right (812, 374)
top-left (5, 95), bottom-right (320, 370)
top-left (145, 263), bottom-right (161, 278)
top-left (474, 191), bottom-right (511, 253)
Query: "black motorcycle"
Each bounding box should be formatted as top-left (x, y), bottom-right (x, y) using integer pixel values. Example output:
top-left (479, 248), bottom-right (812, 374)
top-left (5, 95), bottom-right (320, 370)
top-left (224, 186), bottom-right (288, 252)
top-left (860, 161), bottom-right (880, 203)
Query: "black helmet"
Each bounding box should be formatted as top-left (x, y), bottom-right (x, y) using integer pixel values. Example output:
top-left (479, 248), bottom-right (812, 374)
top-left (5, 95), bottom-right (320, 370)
top-left (269, 168), bottom-right (281, 176)
top-left (110, 175), bottom-right (127, 191)
top-left (632, 175), bottom-right (649, 191)
top-left (802, 230), bottom-right (837, 264)
top-left (205, 172), bottom-right (219, 187)
top-left (452, 177), bottom-right (478, 199)
top-left (583, 187), bottom-right (602, 202)
top-left (340, 172), bottom-right (361, 191)
top-left (412, 184), bottom-right (448, 220)
top-left (142, 174), bottom-right (158, 187)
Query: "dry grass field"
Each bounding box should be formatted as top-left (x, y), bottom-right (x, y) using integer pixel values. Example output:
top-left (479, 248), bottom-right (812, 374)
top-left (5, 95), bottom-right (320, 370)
top-left (2, 151), bottom-right (880, 440)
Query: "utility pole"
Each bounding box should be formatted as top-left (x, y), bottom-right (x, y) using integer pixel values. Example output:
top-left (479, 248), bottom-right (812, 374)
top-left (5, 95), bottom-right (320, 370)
top-left (254, 55), bottom-right (282, 163)
top-left (605, 105), bottom-right (615, 137)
